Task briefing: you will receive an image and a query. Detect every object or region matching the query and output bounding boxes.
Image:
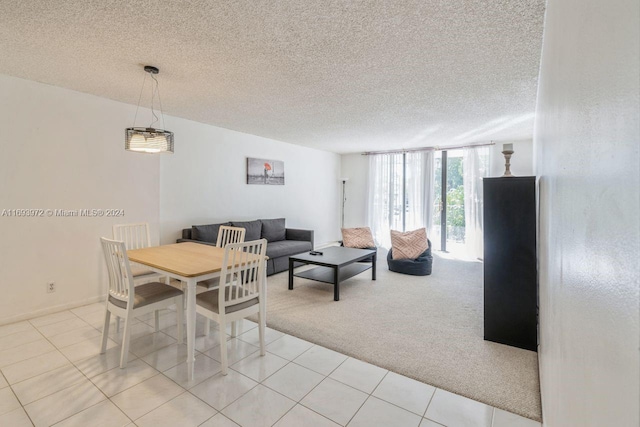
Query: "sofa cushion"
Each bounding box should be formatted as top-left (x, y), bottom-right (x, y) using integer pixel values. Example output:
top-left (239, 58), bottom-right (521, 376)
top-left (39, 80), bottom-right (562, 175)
top-left (391, 228), bottom-right (428, 259)
top-left (266, 240), bottom-right (312, 259)
top-left (231, 220), bottom-right (262, 241)
top-left (342, 227), bottom-right (375, 248)
top-left (192, 222), bottom-right (231, 244)
top-left (260, 218), bottom-right (286, 242)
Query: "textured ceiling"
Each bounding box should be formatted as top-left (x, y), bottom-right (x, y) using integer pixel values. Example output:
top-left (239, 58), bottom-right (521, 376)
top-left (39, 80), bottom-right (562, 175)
top-left (0, 1), bottom-right (545, 154)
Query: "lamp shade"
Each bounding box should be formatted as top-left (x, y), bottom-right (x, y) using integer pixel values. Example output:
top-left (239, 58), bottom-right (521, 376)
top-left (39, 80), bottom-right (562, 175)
top-left (125, 127), bottom-right (174, 154)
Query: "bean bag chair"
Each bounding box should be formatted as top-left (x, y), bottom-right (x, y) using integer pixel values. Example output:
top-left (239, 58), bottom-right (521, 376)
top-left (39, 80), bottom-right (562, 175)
top-left (387, 239), bottom-right (433, 276)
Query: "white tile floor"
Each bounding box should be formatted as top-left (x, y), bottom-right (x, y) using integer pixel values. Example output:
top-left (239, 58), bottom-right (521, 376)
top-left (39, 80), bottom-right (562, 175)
top-left (0, 304), bottom-right (542, 427)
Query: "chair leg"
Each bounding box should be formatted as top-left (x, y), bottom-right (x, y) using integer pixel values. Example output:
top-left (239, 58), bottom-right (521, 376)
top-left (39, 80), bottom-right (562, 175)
top-left (120, 315), bottom-right (132, 369)
top-left (100, 309), bottom-right (111, 354)
top-left (176, 297), bottom-right (184, 344)
top-left (154, 310), bottom-right (160, 332)
top-left (231, 321), bottom-right (237, 338)
top-left (219, 320), bottom-right (228, 375)
top-left (115, 316), bottom-right (120, 333)
top-left (204, 318), bottom-right (211, 336)
top-left (258, 308), bottom-right (266, 357)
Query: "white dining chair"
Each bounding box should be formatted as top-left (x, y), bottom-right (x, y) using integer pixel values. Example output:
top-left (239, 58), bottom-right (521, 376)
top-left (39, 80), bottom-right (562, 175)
top-left (113, 223), bottom-right (167, 332)
top-left (100, 237), bottom-right (184, 368)
top-left (201, 225), bottom-right (246, 335)
top-left (216, 225), bottom-right (246, 248)
top-left (196, 239), bottom-right (267, 375)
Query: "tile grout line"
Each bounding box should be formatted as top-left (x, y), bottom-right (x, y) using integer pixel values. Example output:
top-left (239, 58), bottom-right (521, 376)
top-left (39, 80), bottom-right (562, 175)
top-left (7, 305), bottom-right (532, 427)
top-left (0, 369), bottom-right (38, 427)
top-left (207, 341), bottom-right (337, 425)
top-left (172, 331), bottom-right (275, 420)
top-left (89, 326), bottom-right (222, 424)
top-left (423, 385), bottom-right (437, 418)
top-left (344, 392), bottom-right (372, 426)
top-left (364, 370), bottom-right (447, 419)
top-left (287, 348), bottom-right (353, 402)
top-left (6, 383), bottom-right (36, 426)
top-left (23, 310), bottom-right (135, 426)
top-left (0, 328), bottom-right (46, 352)
top-left (5, 314), bottom-right (92, 405)
top-left (31, 308), bottom-right (185, 425)
top-left (0, 329), bottom-right (50, 374)
top-left (341, 362), bottom-right (390, 427)
top-left (289, 354), bottom-right (439, 426)
top-left (288, 354), bottom-right (366, 426)
top-left (93, 324), bottom-right (220, 422)
top-left (60, 320), bottom-right (272, 427)
top-left (269, 322), bottom-right (466, 415)
top-left (7, 309), bottom-right (247, 426)
top-left (124, 372), bottom-right (191, 424)
top-left (234, 354), bottom-right (341, 427)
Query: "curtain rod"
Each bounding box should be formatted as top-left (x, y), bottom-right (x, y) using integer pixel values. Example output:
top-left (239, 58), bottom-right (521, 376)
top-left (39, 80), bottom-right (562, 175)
top-left (361, 141), bottom-right (495, 156)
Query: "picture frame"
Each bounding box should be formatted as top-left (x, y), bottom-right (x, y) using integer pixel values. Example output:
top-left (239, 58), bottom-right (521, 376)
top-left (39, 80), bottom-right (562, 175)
top-left (246, 157), bottom-right (285, 185)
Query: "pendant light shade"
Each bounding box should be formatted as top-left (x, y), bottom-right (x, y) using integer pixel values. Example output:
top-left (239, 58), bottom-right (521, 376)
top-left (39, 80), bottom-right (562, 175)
top-left (125, 65), bottom-right (174, 154)
top-left (125, 127), bottom-right (173, 153)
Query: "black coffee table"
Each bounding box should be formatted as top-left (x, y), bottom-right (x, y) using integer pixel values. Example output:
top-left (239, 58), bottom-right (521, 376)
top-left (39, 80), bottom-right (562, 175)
top-left (288, 246), bottom-right (377, 301)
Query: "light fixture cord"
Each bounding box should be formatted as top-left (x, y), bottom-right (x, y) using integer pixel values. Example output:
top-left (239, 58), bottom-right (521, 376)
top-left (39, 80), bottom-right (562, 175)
top-left (132, 72), bottom-right (148, 127)
top-left (154, 74), bottom-right (166, 131)
top-left (149, 73), bottom-right (160, 129)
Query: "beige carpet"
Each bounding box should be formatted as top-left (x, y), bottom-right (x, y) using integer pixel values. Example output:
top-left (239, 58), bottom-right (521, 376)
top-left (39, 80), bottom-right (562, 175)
top-left (258, 250), bottom-right (541, 421)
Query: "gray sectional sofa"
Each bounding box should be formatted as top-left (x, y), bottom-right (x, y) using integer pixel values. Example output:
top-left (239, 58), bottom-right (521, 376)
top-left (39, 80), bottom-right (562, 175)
top-left (177, 218), bottom-right (314, 276)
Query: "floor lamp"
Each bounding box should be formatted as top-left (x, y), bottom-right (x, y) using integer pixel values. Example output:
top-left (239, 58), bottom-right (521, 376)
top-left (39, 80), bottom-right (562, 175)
top-left (341, 178), bottom-right (349, 229)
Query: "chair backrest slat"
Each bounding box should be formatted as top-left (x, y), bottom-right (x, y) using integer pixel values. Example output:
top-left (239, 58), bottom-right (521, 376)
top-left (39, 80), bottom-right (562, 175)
top-left (100, 237), bottom-right (135, 306)
top-left (219, 239), bottom-right (267, 310)
top-left (113, 223), bottom-right (152, 250)
top-left (216, 226), bottom-right (246, 248)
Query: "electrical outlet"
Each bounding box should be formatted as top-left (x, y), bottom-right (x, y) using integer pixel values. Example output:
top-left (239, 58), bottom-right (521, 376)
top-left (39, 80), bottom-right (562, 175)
top-left (47, 282), bottom-right (56, 293)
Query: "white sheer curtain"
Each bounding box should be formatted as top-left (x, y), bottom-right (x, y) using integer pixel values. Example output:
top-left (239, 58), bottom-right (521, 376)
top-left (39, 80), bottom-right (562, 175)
top-left (367, 153), bottom-right (402, 248)
top-left (405, 151), bottom-right (435, 233)
top-left (367, 151), bottom-right (435, 248)
top-left (463, 146), bottom-right (490, 259)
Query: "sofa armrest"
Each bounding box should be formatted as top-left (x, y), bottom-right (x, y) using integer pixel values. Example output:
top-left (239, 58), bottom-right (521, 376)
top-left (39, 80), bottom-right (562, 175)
top-left (286, 228), bottom-right (314, 248)
top-left (181, 228), bottom-right (192, 239)
top-left (176, 238), bottom-right (216, 247)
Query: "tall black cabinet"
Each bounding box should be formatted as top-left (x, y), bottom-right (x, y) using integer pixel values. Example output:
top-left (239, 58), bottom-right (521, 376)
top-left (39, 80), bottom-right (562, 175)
top-left (483, 177), bottom-right (537, 351)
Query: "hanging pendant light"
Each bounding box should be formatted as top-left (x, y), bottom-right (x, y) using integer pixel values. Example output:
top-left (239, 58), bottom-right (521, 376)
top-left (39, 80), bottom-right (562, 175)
top-left (125, 65), bottom-right (174, 153)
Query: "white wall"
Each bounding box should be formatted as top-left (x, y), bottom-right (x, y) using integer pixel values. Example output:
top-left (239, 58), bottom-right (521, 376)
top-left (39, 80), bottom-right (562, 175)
top-left (0, 74), bottom-right (160, 324)
top-left (534, 0), bottom-right (639, 425)
top-left (159, 119), bottom-right (341, 247)
top-left (340, 154), bottom-right (369, 229)
top-left (0, 73), bottom-right (341, 325)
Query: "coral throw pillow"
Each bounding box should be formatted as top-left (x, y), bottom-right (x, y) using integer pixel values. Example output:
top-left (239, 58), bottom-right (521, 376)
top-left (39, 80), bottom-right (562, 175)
top-left (391, 228), bottom-right (428, 259)
top-left (342, 227), bottom-right (375, 249)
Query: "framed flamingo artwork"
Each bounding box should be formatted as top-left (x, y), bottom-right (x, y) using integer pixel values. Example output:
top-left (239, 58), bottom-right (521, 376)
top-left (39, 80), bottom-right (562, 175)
top-left (246, 157), bottom-right (285, 185)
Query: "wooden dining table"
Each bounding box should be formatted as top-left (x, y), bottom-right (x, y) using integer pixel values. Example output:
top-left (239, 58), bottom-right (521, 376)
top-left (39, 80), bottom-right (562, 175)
top-left (127, 242), bottom-right (267, 380)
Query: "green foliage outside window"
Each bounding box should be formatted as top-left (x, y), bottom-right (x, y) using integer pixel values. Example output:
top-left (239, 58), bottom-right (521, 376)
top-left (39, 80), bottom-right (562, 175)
top-left (433, 155), bottom-right (466, 243)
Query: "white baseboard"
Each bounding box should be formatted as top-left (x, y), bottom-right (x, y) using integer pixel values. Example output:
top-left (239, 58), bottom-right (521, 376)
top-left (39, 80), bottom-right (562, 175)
top-left (315, 241), bottom-right (341, 249)
top-left (0, 295), bottom-right (106, 326)
top-left (1, 241), bottom-right (339, 325)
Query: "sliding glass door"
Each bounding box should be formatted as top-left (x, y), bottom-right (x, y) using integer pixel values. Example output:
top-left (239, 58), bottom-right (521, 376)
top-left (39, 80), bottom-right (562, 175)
top-left (368, 146), bottom-right (488, 256)
top-left (432, 147), bottom-right (489, 257)
top-left (432, 150), bottom-right (465, 252)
